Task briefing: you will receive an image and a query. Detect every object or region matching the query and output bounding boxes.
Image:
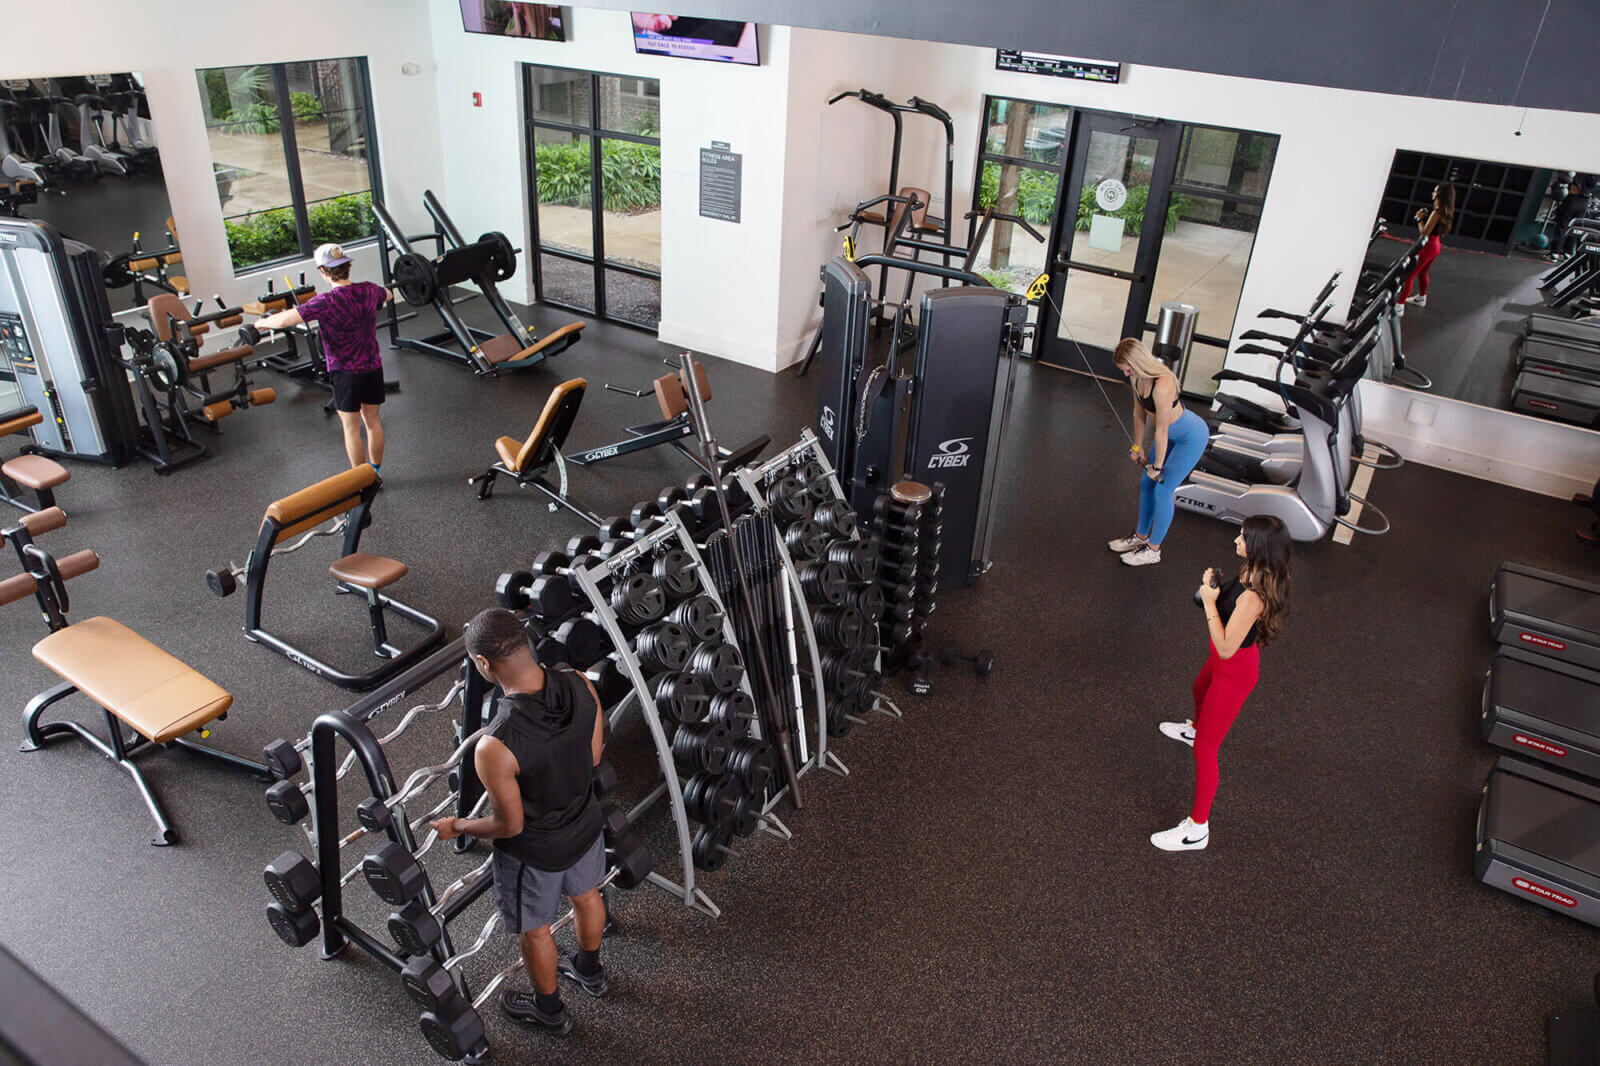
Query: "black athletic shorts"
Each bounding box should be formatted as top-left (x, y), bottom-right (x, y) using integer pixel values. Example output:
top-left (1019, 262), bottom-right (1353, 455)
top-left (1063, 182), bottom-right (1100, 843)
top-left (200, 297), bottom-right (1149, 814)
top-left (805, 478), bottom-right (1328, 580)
top-left (330, 368), bottom-right (386, 413)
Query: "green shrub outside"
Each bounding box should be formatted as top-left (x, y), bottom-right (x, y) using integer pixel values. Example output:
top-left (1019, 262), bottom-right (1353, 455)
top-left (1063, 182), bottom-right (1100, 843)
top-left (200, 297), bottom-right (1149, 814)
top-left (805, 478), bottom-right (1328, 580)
top-left (224, 191), bottom-right (374, 270)
top-left (535, 139), bottom-right (661, 211)
top-left (975, 164), bottom-right (1058, 225)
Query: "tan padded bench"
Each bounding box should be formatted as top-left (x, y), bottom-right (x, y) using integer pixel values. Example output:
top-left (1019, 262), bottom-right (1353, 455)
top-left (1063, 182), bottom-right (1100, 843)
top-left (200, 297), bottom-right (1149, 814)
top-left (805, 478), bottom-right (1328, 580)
top-left (33, 617), bottom-right (231, 744)
top-left (654, 363), bottom-right (712, 420)
top-left (2, 454), bottom-right (69, 491)
top-left (330, 552), bottom-right (408, 590)
top-left (479, 321), bottom-right (587, 366)
top-left (495, 378), bottom-right (588, 474)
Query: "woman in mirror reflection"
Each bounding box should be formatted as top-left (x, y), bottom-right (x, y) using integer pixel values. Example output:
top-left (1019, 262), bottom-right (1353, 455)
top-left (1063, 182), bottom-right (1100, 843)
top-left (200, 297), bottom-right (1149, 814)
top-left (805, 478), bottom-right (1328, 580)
top-left (1397, 183), bottom-right (1455, 312)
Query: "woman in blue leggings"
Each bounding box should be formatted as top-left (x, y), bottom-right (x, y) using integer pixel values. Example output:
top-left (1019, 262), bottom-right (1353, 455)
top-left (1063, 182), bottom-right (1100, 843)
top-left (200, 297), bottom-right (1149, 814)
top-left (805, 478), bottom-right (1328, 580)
top-left (1107, 339), bottom-right (1209, 566)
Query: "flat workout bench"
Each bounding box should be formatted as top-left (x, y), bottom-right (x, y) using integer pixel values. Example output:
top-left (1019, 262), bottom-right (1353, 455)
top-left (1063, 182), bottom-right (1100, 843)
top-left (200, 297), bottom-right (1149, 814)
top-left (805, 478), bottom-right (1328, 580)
top-left (0, 405), bottom-right (70, 513)
top-left (5, 512), bottom-right (266, 846)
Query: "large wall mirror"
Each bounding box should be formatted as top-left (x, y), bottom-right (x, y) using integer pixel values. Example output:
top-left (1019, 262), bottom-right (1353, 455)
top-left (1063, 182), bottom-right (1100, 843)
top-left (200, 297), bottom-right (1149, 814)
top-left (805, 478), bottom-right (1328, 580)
top-left (1367, 149), bottom-right (1598, 428)
top-left (0, 72), bottom-right (172, 412)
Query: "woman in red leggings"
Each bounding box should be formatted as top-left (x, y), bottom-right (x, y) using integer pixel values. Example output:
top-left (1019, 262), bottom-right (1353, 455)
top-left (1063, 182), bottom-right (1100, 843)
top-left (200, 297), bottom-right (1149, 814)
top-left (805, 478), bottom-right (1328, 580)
top-left (1396, 183), bottom-right (1455, 309)
top-left (1151, 515), bottom-right (1291, 851)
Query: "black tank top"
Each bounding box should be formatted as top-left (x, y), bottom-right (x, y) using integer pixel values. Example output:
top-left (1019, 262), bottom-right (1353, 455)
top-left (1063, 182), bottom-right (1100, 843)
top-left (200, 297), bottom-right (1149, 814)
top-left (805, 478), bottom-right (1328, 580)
top-left (488, 667), bottom-right (603, 871)
top-left (1216, 577), bottom-right (1259, 648)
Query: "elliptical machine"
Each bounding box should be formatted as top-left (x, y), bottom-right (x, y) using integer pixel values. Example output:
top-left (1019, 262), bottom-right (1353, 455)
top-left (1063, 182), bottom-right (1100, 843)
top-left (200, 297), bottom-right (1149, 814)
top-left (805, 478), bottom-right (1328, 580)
top-left (72, 93), bottom-right (128, 177)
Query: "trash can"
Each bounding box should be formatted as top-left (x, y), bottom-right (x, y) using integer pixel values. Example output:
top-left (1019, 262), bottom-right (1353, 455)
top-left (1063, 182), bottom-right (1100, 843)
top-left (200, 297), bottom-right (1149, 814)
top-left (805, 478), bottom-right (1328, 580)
top-left (1154, 301), bottom-right (1199, 377)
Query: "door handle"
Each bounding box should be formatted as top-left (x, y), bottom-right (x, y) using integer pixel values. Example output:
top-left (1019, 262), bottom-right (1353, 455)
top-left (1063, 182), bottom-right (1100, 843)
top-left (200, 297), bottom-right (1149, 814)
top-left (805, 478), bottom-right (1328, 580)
top-left (1053, 255), bottom-right (1146, 283)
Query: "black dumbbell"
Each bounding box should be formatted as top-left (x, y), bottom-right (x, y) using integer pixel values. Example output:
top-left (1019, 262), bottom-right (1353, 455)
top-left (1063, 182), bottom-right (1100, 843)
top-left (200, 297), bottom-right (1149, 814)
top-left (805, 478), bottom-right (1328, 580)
top-left (265, 850), bottom-right (322, 916)
top-left (879, 557), bottom-right (919, 582)
top-left (872, 513), bottom-right (922, 538)
top-left (629, 498), bottom-right (663, 526)
top-left (266, 899), bottom-right (320, 947)
top-left (265, 778), bottom-right (311, 825)
top-left (878, 578), bottom-right (915, 603)
top-left (939, 643), bottom-right (996, 676)
top-left (658, 485), bottom-right (688, 511)
top-left (870, 494), bottom-right (922, 522)
top-left (553, 616), bottom-right (612, 669)
top-left (600, 801), bottom-right (631, 844)
top-left (593, 759), bottom-right (618, 800)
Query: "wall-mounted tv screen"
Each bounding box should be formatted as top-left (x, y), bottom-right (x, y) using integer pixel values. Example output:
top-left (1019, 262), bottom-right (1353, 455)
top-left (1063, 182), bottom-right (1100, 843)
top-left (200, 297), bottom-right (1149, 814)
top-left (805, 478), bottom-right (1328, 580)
top-left (631, 14), bottom-right (759, 65)
top-left (461, 1), bottom-right (565, 41)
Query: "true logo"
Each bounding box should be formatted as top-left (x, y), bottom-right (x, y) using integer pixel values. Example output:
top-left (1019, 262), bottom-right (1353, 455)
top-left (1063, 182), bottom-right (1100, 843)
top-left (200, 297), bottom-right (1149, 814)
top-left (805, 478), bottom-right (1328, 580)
top-left (927, 437), bottom-right (971, 469)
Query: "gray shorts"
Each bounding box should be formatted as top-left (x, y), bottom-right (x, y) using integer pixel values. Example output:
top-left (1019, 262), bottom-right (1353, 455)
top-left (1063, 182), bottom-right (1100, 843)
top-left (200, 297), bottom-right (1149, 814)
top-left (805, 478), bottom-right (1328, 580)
top-left (491, 835), bottom-right (605, 933)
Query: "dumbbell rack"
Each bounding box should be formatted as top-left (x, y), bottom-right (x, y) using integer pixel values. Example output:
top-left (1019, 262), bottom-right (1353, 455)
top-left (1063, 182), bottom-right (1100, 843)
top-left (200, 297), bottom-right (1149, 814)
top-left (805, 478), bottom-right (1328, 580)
top-left (731, 429), bottom-right (887, 781)
top-left (579, 508), bottom-right (788, 919)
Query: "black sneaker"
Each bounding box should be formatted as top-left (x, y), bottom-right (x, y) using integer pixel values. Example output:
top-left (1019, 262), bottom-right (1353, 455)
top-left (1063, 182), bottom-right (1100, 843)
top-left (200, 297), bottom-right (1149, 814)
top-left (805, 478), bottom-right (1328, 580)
top-left (558, 953), bottom-right (611, 998)
top-left (499, 990), bottom-right (574, 1036)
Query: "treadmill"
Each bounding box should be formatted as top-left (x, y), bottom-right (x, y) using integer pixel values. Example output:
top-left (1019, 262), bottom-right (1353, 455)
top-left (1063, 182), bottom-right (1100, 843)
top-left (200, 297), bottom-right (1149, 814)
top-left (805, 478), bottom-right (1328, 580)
top-left (1491, 563), bottom-right (1600, 669)
top-left (1475, 756), bottom-right (1600, 927)
top-left (1513, 366), bottom-right (1600, 427)
top-left (1482, 646), bottom-right (1600, 779)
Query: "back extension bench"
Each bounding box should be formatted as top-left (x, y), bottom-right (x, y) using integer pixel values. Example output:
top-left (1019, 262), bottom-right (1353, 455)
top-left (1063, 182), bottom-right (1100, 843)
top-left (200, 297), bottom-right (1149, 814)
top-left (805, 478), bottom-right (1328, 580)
top-left (567, 361), bottom-right (769, 474)
top-left (4, 509), bottom-right (266, 845)
top-left (207, 464), bottom-right (445, 691)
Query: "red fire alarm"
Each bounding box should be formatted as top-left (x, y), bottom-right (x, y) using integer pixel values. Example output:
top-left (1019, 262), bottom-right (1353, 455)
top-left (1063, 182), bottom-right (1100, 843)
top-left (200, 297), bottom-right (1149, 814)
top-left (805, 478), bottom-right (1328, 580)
top-left (472, 92), bottom-right (483, 107)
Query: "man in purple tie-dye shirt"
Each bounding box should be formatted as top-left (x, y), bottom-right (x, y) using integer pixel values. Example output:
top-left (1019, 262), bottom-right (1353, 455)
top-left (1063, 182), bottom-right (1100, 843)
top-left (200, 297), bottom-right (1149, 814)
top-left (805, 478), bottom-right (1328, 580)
top-left (256, 243), bottom-right (393, 473)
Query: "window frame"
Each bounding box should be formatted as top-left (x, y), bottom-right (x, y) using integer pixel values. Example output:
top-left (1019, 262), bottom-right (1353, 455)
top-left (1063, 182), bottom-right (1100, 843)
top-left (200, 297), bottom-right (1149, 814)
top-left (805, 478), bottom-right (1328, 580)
top-left (199, 56), bottom-right (385, 276)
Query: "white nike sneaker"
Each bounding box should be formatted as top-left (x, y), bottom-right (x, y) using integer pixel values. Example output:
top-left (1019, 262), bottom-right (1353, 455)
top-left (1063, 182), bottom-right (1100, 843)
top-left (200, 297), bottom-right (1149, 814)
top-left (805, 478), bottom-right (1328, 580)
top-left (1108, 535), bottom-right (1147, 553)
top-left (1151, 817), bottom-right (1209, 851)
top-left (1407, 293), bottom-right (1426, 307)
top-left (1121, 545), bottom-right (1162, 566)
top-left (1394, 304), bottom-right (1404, 318)
top-left (1159, 720), bottom-right (1196, 747)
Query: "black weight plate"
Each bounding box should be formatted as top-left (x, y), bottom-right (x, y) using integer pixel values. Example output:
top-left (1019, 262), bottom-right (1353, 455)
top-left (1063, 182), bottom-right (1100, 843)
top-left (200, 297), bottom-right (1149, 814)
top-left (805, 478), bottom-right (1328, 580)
top-left (691, 642), bottom-right (744, 694)
top-left (785, 519), bottom-right (828, 560)
top-left (652, 548), bottom-right (699, 598)
top-left (669, 595), bottom-right (724, 643)
top-left (854, 584), bottom-right (885, 623)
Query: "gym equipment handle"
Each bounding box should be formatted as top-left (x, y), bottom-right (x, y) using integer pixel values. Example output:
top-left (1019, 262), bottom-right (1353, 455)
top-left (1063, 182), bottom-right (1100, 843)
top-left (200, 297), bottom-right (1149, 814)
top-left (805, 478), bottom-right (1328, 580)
top-left (1053, 255), bottom-right (1146, 284)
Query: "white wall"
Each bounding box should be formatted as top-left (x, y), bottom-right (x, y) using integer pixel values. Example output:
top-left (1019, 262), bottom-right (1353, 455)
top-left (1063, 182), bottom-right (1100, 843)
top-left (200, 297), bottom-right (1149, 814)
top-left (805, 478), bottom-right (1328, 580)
top-left (3, 0), bottom-right (445, 309)
top-left (424, 1), bottom-right (797, 369)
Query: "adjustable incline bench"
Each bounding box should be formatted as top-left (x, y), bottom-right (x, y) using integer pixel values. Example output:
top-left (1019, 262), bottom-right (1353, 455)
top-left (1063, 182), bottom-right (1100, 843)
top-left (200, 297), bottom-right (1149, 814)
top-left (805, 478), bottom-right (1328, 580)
top-left (0, 405), bottom-right (70, 513)
top-left (4, 507), bottom-right (266, 845)
top-left (206, 464), bottom-right (445, 691)
top-left (469, 377), bottom-right (602, 521)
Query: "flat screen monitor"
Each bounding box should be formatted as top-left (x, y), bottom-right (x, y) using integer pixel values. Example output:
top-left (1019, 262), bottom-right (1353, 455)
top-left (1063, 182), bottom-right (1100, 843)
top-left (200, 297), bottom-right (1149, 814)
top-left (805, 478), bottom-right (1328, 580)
top-left (631, 14), bottom-right (759, 65)
top-left (460, 1), bottom-right (566, 41)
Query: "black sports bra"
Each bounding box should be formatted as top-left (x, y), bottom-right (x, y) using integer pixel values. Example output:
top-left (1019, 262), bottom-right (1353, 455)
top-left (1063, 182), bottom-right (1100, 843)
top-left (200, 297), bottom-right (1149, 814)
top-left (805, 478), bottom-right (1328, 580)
top-left (1138, 382), bottom-right (1180, 413)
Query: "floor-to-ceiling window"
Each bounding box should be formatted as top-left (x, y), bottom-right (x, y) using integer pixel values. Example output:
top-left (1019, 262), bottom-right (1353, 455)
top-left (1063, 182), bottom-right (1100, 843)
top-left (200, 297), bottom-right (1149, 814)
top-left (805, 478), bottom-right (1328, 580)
top-left (969, 96), bottom-right (1070, 302)
top-left (523, 65), bottom-right (661, 329)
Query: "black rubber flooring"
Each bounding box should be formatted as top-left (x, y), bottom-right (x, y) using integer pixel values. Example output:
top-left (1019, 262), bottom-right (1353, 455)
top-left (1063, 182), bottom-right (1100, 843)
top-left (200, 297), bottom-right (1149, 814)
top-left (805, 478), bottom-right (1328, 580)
top-left (0, 298), bottom-right (1594, 1064)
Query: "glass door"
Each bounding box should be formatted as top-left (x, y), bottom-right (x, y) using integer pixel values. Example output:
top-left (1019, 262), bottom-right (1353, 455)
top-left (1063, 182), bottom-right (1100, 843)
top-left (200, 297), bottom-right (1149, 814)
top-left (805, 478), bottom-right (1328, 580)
top-left (524, 66), bottom-right (662, 329)
top-left (1038, 113), bottom-right (1179, 379)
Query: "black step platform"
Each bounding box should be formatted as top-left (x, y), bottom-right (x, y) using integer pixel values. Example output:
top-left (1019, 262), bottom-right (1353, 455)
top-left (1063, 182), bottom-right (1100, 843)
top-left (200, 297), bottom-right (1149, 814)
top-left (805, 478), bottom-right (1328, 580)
top-left (1491, 563), bottom-right (1600, 671)
top-left (1483, 647), bottom-right (1600, 779)
top-left (1475, 756), bottom-right (1600, 928)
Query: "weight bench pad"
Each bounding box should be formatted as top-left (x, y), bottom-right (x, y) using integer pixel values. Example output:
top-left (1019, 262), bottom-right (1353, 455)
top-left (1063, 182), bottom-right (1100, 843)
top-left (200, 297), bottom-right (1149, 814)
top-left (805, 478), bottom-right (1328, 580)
top-left (0, 409), bottom-right (42, 437)
top-left (33, 617), bottom-right (232, 744)
top-left (2, 455), bottom-right (69, 490)
top-left (330, 552), bottom-right (407, 590)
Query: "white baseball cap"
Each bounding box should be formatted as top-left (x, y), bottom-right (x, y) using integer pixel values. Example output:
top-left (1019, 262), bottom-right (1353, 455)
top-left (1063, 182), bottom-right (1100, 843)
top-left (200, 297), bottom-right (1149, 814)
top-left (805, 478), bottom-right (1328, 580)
top-left (313, 243), bottom-right (351, 269)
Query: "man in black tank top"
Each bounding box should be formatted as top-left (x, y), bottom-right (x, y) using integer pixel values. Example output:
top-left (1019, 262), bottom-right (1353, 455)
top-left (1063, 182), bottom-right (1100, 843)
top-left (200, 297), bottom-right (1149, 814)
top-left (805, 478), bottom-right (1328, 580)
top-left (431, 609), bottom-right (608, 1036)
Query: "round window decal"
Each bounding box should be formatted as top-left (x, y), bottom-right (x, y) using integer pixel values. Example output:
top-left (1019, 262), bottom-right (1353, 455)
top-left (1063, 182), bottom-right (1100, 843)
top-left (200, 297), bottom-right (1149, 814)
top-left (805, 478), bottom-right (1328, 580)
top-left (1095, 179), bottom-right (1127, 212)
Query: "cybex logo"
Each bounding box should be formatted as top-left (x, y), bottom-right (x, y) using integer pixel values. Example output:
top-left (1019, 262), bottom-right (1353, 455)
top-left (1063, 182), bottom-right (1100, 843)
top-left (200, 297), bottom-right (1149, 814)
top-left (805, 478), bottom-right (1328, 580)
top-left (927, 437), bottom-right (972, 469)
top-left (286, 650), bottom-right (320, 673)
top-left (1512, 877), bottom-right (1577, 907)
top-left (1519, 632), bottom-right (1567, 651)
top-left (583, 446), bottom-right (620, 461)
top-left (1513, 734), bottom-right (1567, 757)
top-left (820, 406), bottom-right (836, 440)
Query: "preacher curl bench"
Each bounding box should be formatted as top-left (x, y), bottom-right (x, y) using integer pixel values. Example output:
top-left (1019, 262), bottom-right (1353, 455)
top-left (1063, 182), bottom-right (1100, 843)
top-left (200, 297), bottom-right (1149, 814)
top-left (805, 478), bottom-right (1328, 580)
top-left (4, 507), bottom-right (267, 845)
top-left (208, 464), bottom-right (445, 691)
